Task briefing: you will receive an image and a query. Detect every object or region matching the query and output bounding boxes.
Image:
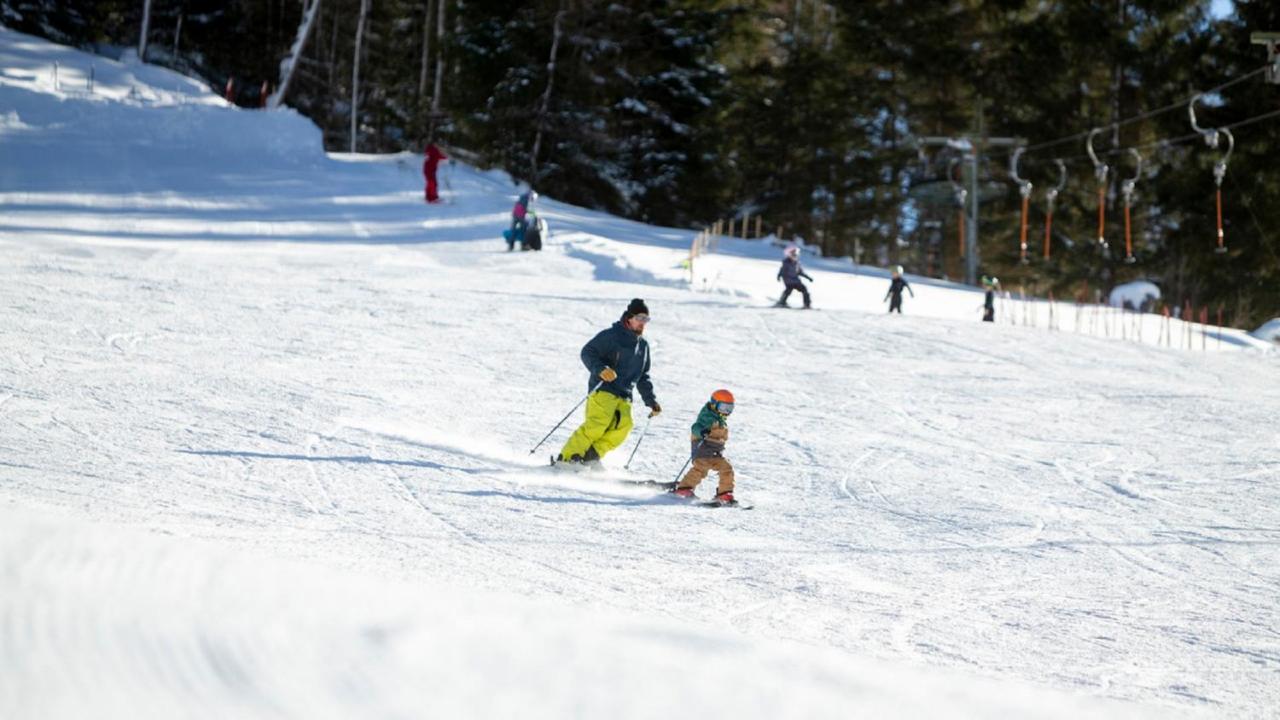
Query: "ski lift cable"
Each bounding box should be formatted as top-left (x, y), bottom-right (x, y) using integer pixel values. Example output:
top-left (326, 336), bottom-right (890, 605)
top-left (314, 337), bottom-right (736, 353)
top-left (1007, 105), bottom-right (1280, 170)
top-left (1020, 65), bottom-right (1269, 155)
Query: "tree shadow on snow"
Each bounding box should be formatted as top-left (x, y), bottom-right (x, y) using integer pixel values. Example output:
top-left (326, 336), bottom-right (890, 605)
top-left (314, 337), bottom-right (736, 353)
top-left (446, 488), bottom-right (681, 508)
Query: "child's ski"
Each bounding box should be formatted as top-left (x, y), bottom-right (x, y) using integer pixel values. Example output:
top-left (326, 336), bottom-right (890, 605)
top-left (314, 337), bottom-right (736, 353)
top-left (697, 498), bottom-right (753, 509)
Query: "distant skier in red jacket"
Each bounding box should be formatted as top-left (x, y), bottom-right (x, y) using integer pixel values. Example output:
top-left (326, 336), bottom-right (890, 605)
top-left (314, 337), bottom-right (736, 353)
top-left (423, 143), bottom-right (447, 204)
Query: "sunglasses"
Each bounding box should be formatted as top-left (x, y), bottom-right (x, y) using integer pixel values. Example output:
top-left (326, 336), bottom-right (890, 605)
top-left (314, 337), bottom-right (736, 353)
top-left (631, 314), bottom-right (651, 324)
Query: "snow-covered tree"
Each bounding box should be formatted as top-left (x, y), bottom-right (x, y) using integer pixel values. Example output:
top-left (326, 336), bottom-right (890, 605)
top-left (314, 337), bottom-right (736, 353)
top-left (269, 0), bottom-right (323, 109)
top-left (350, 0), bottom-right (370, 152)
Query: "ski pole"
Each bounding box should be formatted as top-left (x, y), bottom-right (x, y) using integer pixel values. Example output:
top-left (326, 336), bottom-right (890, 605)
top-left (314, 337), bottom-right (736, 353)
top-left (529, 381), bottom-right (602, 455)
top-left (671, 456), bottom-right (692, 484)
top-left (624, 415), bottom-right (652, 470)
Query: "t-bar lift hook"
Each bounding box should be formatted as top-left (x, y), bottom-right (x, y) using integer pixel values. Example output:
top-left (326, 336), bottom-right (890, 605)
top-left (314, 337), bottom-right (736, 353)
top-left (949, 157), bottom-right (968, 259)
top-left (1009, 147), bottom-right (1033, 264)
top-left (1043, 159), bottom-right (1066, 261)
top-left (1119, 149), bottom-right (1143, 264)
top-left (1189, 94), bottom-right (1235, 254)
top-left (1086, 128), bottom-right (1109, 250)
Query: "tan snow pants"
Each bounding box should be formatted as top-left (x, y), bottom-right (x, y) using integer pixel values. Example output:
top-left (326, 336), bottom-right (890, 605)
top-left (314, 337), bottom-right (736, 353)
top-left (677, 456), bottom-right (735, 495)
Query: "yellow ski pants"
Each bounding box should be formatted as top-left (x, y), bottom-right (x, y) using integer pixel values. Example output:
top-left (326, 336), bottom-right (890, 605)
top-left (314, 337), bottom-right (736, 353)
top-left (558, 391), bottom-right (633, 461)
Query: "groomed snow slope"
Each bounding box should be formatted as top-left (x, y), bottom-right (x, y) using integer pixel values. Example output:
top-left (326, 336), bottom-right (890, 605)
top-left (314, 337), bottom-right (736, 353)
top-left (2, 26), bottom-right (1278, 719)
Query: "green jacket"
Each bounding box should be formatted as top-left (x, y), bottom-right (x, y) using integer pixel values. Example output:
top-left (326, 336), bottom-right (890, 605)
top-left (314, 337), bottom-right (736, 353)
top-left (689, 403), bottom-right (729, 458)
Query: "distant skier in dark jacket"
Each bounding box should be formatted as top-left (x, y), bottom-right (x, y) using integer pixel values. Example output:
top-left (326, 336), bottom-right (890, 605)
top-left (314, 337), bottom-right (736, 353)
top-left (423, 143), bottom-right (446, 204)
top-left (884, 265), bottom-right (914, 313)
top-left (556, 298), bottom-right (661, 466)
top-left (981, 275), bottom-right (998, 322)
top-left (672, 389), bottom-right (736, 504)
top-left (775, 246), bottom-right (813, 308)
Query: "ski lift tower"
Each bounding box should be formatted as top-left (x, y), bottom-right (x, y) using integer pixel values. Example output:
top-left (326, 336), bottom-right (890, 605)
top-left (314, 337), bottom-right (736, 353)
top-left (914, 134), bottom-right (1022, 285)
top-left (1253, 32), bottom-right (1280, 84)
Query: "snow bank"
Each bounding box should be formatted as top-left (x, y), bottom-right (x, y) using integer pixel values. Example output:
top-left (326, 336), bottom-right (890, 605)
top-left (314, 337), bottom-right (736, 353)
top-left (0, 23), bottom-right (325, 190)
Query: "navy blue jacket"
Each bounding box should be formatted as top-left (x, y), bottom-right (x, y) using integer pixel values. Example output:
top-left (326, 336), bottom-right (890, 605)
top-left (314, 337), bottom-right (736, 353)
top-left (885, 277), bottom-right (914, 300)
top-left (778, 257), bottom-right (812, 285)
top-left (581, 319), bottom-right (657, 408)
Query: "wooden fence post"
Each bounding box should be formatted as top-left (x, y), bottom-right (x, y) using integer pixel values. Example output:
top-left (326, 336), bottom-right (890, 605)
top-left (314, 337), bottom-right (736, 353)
top-left (1217, 305), bottom-right (1224, 349)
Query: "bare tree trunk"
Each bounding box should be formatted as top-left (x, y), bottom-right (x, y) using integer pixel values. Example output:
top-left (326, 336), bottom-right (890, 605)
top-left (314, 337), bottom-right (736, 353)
top-left (419, 0), bottom-right (434, 101)
top-left (270, 0), bottom-right (322, 109)
top-left (139, 0), bottom-right (153, 60)
top-left (328, 7), bottom-right (339, 95)
top-left (351, 0), bottom-right (371, 153)
top-left (428, 0), bottom-right (447, 134)
top-left (530, 7), bottom-right (566, 183)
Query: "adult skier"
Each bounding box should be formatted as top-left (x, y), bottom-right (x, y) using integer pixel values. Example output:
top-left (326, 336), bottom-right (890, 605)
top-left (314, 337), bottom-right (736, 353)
top-left (556, 298), bottom-right (661, 466)
top-left (884, 265), bottom-right (915, 313)
top-left (775, 245), bottom-right (813, 309)
top-left (423, 143), bottom-right (447, 204)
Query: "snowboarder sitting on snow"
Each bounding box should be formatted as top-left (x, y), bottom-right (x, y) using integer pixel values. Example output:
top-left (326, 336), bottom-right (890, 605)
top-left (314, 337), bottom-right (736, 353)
top-left (506, 190), bottom-right (537, 251)
top-left (522, 210), bottom-right (544, 251)
top-left (672, 389), bottom-right (736, 503)
top-left (775, 245), bottom-right (813, 308)
top-left (884, 265), bottom-right (914, 313)
top-left (556, 298), bottom-right (661, 466)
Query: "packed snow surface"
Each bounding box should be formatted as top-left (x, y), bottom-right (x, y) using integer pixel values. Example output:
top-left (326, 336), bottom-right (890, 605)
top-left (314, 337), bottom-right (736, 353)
top-left (2, 25), bottom-right (1278, 720)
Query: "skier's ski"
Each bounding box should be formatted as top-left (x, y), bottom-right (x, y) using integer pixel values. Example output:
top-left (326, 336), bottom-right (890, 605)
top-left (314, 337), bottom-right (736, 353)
top-left (620, 479), bottom-right (678, 490)
top-left (550, 455), bottom-right (675, 490)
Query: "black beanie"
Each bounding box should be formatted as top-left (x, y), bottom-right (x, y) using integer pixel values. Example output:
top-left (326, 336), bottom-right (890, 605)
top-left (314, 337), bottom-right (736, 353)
top-left (624, 298), bottom-right (649, 318)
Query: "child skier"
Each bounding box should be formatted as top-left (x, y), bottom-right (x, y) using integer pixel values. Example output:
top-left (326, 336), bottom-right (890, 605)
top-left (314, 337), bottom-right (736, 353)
top-left (981, 275), bottom-right (999, 322)
top-left (672, 389), bottom-right (736, 504)
top-left (775, 246), bottom-right (813, 308)
top-left (884, 265), bottom-right (914, 313)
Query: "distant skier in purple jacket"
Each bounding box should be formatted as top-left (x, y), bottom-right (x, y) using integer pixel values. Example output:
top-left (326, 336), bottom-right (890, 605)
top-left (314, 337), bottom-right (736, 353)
top-left (774, 246), bottom-right (813, 309)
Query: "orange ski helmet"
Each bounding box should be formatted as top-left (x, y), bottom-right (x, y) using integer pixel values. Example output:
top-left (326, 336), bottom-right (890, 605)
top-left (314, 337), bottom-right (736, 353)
top-left (710, 389), bottom-right (735, 415)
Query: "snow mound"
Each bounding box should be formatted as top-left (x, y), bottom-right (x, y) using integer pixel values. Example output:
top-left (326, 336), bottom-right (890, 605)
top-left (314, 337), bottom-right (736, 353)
top-left (1250, 318), bottom-right (1280, 344)
top-left (1107, 280), bottom-right (1161, 311)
